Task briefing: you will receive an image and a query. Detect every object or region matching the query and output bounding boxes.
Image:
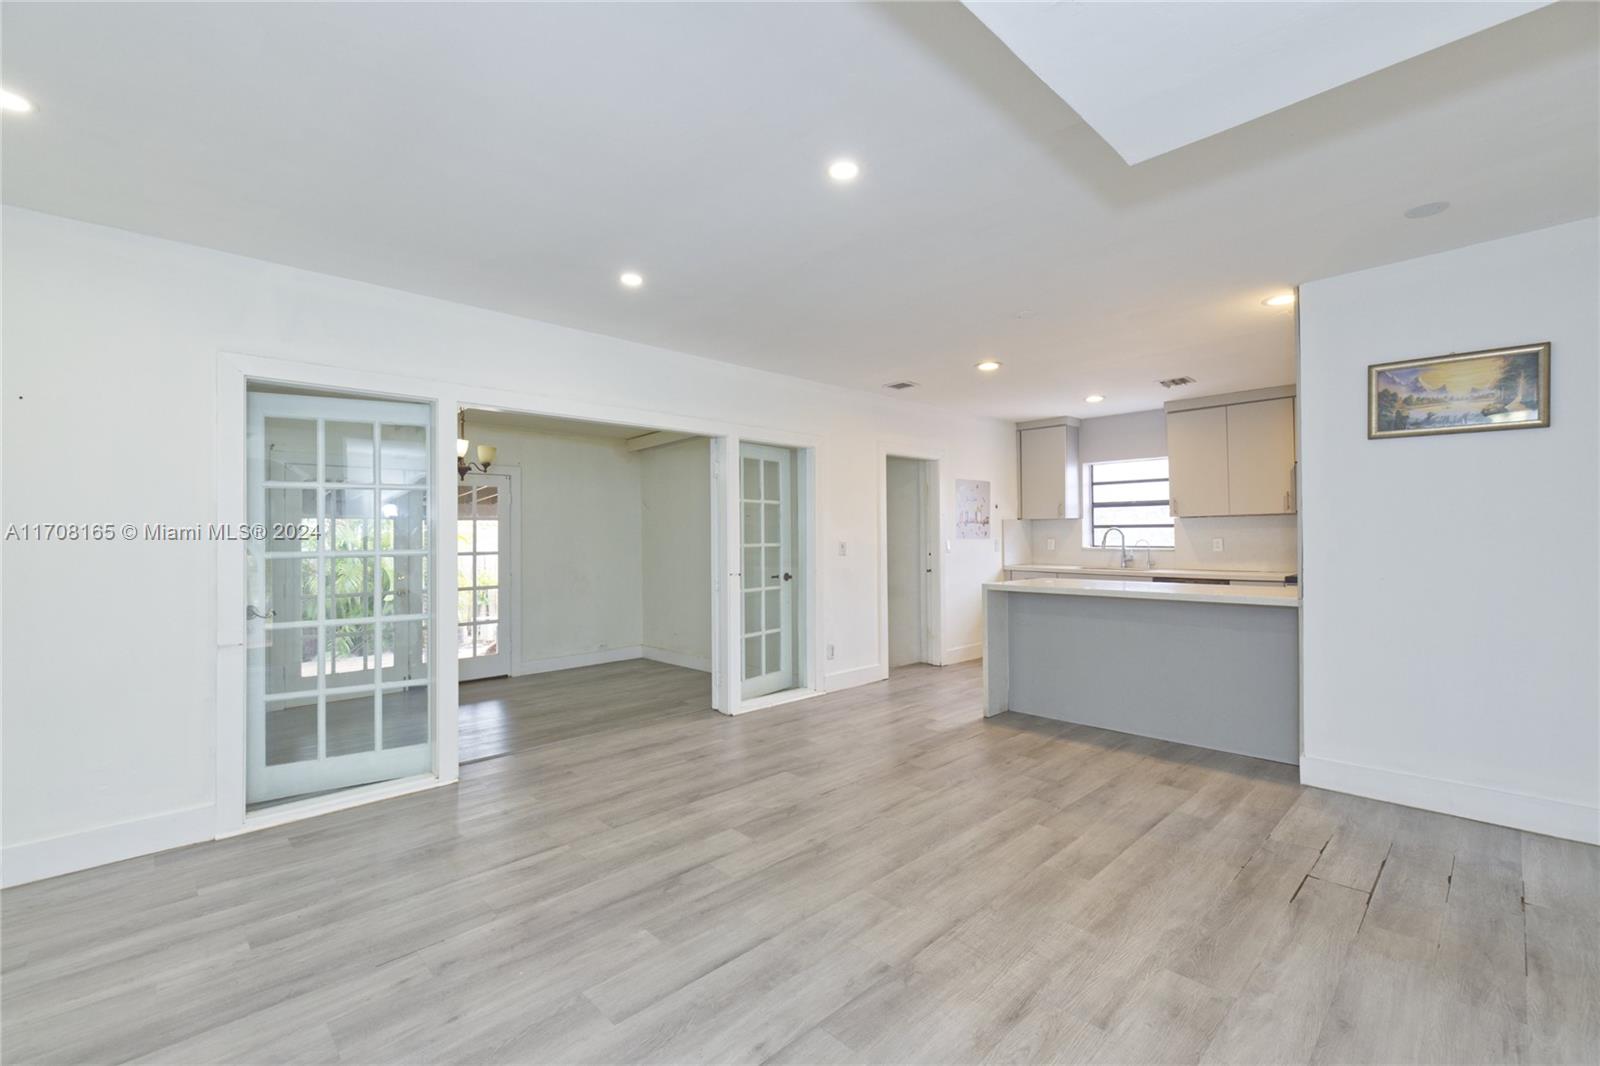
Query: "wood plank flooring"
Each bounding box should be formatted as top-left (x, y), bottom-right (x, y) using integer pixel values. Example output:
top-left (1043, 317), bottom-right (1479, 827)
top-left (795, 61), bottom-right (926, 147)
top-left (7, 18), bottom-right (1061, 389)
top-left (3, 660), bottom-right (1596, 1064)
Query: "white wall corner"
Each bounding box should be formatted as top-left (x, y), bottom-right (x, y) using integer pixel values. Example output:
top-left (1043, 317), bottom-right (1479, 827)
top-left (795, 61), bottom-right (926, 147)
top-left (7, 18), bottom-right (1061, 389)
top-left (1300, 754), bottom-right (1600, 845)
top-left (512, 645), bottom-right (645, 677)
top-left (1, 803), bottom-right (216, 888)
top-left (641, 646), bottom-right (713, 673)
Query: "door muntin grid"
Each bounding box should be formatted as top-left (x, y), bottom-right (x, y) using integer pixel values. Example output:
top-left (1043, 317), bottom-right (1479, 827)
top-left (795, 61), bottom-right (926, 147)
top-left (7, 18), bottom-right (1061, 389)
top-left (457, 479), bottom-right (504, 669)
top-left (247, 394), bottom-right (432, 806)
top-left (740, 444), bottom-right (794, 695)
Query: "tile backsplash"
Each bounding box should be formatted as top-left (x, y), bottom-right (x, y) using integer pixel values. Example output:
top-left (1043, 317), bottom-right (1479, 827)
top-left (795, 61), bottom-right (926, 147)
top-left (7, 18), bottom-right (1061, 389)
top-left (1016, 515), bottom-right (1298, 572)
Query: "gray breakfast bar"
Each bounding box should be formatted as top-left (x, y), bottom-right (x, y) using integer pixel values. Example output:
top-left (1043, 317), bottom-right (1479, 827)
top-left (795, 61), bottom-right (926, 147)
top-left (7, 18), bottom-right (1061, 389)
top-left (983, 577), bottom-right (1300, 763)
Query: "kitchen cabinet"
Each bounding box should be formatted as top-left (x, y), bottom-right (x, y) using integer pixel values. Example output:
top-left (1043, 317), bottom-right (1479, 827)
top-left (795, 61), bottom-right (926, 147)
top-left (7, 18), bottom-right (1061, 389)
top-left (1166, 406), bottom-right (1230, 517)
top-left (1226, 397), bottom-right (1296, 515)
top-left (1018, 423), bottom-right (1081, 520)
top-left (1166, 389), bottom-right (1297, 517)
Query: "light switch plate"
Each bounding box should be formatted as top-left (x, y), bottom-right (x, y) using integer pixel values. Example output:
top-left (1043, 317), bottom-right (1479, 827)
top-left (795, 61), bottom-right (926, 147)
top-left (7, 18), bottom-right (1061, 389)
top-left (1046, 537), bottom-right (1056, 551)
top-left (838, 541), bottom-right (847, 556)
top-left (826, 643), bottom-right (835, 660)
top-left (1212, 537), bottom-right (1224, 552)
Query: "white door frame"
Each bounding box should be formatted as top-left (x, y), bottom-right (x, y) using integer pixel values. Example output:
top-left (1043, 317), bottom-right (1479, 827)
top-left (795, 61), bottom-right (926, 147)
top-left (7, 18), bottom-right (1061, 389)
top-left (216, 353), bottom-right (459, 837)
top-left (217, 351), bottom-right (829, 837)
top-left (877, 440), bottom-right (945, 678)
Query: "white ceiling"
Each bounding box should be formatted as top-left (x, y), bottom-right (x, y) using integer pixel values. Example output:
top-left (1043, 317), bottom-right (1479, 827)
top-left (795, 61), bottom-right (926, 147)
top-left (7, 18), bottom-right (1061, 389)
top-left (2, 2), bottom-right (1595, 421)
top-left (963, 1), bottom-right (1552, 164)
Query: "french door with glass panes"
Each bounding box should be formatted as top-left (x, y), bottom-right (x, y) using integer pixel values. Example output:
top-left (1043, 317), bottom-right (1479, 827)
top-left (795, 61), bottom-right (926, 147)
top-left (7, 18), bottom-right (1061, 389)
top-left (245, 391), bottom-right (433, 807)
top-left (740, 443), bottom-right (796, 699)
top-left (457, 472), bottom-right (511, 681)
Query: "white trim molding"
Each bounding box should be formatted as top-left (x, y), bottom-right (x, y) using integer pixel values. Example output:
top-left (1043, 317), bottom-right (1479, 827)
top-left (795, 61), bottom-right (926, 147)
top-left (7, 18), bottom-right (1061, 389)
top-left (824, 663), bottom-right (888, 692)
top-left (1301, 754), bottom-right (1600, 845)
top-left (512, 646), bottom-right (645, 677)
top-left (2, 804), bottom-right (215, 888)
top-left (942, 641), bottom-right (984, 665)
top-left (641, 646), bottom-right (713, 673)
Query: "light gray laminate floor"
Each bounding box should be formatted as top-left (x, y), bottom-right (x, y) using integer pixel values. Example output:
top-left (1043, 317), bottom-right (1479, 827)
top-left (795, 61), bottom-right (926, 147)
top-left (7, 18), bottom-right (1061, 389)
top-left (3, 660), bottom-right (1596, 1064)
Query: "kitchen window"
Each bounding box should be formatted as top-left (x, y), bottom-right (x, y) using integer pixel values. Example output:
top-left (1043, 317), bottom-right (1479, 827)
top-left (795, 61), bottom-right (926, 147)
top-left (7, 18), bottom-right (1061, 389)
top-left (1087, 457), bottom-right (1175, 549)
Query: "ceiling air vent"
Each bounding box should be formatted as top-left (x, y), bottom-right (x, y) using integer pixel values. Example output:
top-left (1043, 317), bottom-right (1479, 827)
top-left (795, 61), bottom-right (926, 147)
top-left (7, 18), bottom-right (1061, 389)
top-left (1159, 376), bottom-right (1196, 389)
top-left (883, 381), bottom-right (919, 390)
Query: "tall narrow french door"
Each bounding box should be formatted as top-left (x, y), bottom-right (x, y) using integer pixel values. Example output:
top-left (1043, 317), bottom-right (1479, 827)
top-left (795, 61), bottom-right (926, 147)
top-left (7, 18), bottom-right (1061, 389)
top-left (457, 472), bottom-right (511, 681)
top-left (740, 443), bottom-right (796, 699)
top-left (244, 391), bottom-right (434, 807)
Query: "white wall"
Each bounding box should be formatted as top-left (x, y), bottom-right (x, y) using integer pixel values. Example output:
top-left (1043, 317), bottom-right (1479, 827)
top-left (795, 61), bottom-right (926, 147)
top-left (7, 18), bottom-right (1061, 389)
top-left (1022, 409), bottom-right (1300, 572)
top-left (0, 207), bottom-right (1016, 880)
top-left (640, 437), bottom-right (712, 670)
top-left (461, 417), bottom-right (646, 670)
top-left (1299, 218), bottom-right (1599, 843)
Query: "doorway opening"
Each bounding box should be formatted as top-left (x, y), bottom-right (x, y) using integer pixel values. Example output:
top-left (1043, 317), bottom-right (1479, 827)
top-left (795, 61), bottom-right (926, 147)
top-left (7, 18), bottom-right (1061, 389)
top-left (454, 409), bottom-right (718, 762)
top-left (886, 455), bottom-right (940, 670)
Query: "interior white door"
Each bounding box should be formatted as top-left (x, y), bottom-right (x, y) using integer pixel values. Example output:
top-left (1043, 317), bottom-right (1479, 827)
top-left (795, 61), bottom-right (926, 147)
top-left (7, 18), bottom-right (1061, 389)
top-left (740, 443), bottom-right (795, 699)
top-left (457, 472), bottom-right (511, 681)
top-left (245, 391), bottom-right (433, 807)
top-left (886, 456), bottom-right (927, 668)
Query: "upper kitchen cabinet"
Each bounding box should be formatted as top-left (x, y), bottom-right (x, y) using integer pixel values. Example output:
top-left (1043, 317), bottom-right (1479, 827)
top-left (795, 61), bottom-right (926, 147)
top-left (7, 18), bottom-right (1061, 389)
top-left (1166, 387), bottom-right (1297, 517)
top-left (1226, 397), bottom-right (1296, 515)
top-left (1166, 406), bottom-right (1230, 517)
top-left (1018, 419), bottom-right (1081, 520)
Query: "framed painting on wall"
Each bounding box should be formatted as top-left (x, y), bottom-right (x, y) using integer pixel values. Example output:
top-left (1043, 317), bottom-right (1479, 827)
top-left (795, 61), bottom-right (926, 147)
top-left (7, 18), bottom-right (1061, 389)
top-left (1368, 342), bottom-right (1549, 439)
top-left (955, 479), bottom-right (991, 538)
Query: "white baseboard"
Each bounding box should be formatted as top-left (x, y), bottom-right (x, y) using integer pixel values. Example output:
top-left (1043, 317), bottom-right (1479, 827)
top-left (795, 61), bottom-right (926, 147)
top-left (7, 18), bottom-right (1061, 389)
top-left (512, 645), bottom-right (643, 676)
top-left (943, 642), bottom-right (983, 665)
top-left (641, 646), bottom-right (712, 673)
top-left (2, 803), bottom-right (215, 888)
top-left (824, 663), bottom-right (888, 691)
top-left (1301, 754), bottom-right (1600, 845)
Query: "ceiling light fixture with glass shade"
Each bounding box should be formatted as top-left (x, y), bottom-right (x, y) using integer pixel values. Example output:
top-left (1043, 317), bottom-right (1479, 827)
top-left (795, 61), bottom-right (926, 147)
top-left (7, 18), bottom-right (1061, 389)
top-left (456, 410), bottom-right (497, 480)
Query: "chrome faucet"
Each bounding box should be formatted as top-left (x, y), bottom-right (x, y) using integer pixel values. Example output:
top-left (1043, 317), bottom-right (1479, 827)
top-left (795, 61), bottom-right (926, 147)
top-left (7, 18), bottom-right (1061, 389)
top-left (1134, 538), bottom-right (1153, 571)
top-left (1102, 526), bottom-right (1132, 568)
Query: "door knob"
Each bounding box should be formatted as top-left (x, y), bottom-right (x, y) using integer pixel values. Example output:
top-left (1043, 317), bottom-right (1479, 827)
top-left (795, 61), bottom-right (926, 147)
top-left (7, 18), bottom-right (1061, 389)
top-left (782, 572), bottom-right (793, 581)
top-left (246, 605), bottom-right (275, 620)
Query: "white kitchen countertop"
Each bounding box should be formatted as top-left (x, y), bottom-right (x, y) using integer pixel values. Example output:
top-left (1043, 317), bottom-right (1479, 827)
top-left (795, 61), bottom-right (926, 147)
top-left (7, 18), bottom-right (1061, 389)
top-left (985, 576), bottom-right (1300, 608)
top-left (1003, 563), bottom-right (1295, 583)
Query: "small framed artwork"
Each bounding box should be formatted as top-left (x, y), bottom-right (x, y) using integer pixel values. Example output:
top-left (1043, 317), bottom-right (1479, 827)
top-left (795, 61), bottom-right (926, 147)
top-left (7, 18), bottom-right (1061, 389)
top-left (1369, 342), bottom-right (1550, 439)
top-left (955, 479), bottom-right (991, 538)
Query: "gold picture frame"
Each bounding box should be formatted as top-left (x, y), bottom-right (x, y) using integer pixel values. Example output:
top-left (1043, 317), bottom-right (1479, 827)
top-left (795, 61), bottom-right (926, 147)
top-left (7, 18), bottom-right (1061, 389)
top-left (1368, 343), bottom-right (1550, 439)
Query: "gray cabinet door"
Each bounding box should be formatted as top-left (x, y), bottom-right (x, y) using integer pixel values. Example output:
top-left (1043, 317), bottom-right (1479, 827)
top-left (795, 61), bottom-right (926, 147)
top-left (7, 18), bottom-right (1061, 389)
top-left (1019, 426), bottom-right (1067, 520)
top-left (1226, 397), bottom-right (1296, 515)
top-left (1166, 406), bottom-right (1230, 517)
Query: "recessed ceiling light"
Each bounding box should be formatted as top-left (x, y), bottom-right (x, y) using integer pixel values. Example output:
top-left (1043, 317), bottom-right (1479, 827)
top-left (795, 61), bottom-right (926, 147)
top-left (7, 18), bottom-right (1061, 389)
top-left (1262, 292), bottom-right (1296, 307)
top-left (0, 89), bottom-right (34, 114)
top-left (976, 360), bottom-right (1002, 372)
top-left (618, 271), bottom-right (643, 289)
top-left (1085, 394), bottom-right (1105, 404)
top-left (1404, 201), bottom-right (1450, 219)
top-left (827, 158), bottom-right (860, 183)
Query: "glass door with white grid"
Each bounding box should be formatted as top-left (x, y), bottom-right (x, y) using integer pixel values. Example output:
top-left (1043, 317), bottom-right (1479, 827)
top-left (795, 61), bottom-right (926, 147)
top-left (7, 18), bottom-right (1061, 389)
top-left (457, 473), bottom-right (510, 681)
top-left (740, 443), bottom-right (796, 699)
top-left (245, 391), bottom-right (433, 807)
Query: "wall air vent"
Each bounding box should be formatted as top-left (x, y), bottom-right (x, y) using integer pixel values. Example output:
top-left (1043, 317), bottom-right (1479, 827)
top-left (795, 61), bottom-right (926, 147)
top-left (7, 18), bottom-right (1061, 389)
top-left (1159, 376), bottom-right (1196, 389)
top-left (883, 381), bottom-right (919, 390)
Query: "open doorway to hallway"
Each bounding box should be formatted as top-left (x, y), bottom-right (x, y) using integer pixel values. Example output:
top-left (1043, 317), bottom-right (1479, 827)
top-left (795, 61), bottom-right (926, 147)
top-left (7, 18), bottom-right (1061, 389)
top-left (453, 409), bottom-right (719, 762)
top-left (885, 455), bottom-right (940, 670)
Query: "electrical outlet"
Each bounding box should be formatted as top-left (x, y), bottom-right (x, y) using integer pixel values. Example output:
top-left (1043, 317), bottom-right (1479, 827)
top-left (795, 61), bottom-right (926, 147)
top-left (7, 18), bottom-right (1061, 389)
top-left (1212, 537), bottom-right (1224, 552)
top-left (1046, 537), bottom-right (1056, 551)
top-left (826, 643), bottom-right (835, 661)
